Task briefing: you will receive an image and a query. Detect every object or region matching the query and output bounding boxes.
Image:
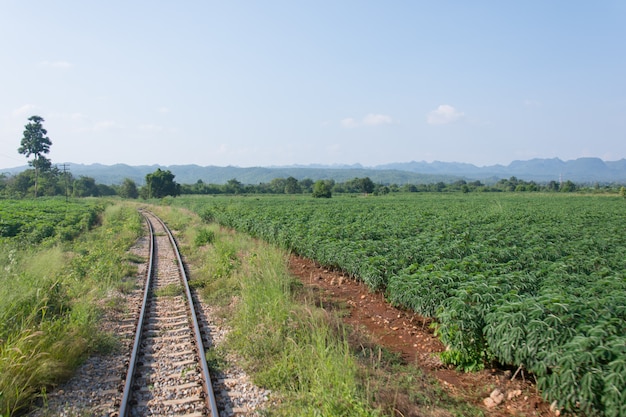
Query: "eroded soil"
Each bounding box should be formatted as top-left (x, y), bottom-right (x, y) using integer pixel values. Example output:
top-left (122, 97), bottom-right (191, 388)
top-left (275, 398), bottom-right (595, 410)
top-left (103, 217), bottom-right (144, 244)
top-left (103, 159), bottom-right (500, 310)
top-left (288, 255), bottom-right (553, 417)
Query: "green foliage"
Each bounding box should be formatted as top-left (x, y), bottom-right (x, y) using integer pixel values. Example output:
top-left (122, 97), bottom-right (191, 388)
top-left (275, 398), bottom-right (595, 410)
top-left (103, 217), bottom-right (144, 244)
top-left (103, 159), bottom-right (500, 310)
top-left (72, 176), bottom-right (100, 197)
top-left (169, 193), bottom-right (626, 416)
top-left (0, 199), bottom-right (102, 245)
top-left (312, 180), bottom-right (332, 198)
top-left (148, 204), bottom-right (377, 415)
top-left (0, 202), bottom-right (143, 415)
top-left (118, 178), bottom-right (139, 199)
top-left (194, 228), bottom-right (215, 246)
top-left (225, 246), bottom-right (376, 416)
top-left (144, 168), bottom-right (180, 198)
top-left (154, 283), bottom-right (183, 297)
top-left (17, 115), bottom-right (52, 198)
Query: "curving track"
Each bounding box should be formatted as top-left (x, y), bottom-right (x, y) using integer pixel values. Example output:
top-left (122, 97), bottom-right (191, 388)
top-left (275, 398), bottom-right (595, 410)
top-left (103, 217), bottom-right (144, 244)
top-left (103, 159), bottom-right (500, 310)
top-left (119, 210), bottom-right (218, 417)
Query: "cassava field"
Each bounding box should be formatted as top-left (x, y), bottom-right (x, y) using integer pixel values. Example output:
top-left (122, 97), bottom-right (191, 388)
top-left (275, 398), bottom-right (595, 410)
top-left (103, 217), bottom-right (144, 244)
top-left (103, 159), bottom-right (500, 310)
top-left (2, 193), bottom-right (625, 416)
top-left (168, 193), bottom-right (626, 417)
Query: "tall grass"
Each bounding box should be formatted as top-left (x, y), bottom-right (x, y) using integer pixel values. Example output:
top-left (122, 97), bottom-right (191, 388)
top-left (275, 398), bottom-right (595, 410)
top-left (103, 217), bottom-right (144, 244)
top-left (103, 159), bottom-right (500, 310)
top-left (153, 204), bottom-right (378, 416)
top-left (158, 200), bottom-right (487, 416)
top-left (0, 202), bottom-right (143, 415)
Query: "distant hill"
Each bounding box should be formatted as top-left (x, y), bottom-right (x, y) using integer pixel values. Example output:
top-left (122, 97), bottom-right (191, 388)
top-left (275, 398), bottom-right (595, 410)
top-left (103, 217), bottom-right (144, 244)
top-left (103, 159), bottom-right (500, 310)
top-left (376, 157), bottom-right (626, 183)
top-left (2, 157), bottom-right (626, 185)
top-left (0, 163), bottom-right (460, 185)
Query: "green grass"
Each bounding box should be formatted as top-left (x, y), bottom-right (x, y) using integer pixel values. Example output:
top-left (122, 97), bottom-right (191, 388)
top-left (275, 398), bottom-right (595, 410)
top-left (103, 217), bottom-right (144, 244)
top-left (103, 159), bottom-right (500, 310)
top-left (0, 201), bottom-right (143, 416)
top-left (154, 283), bottom-right (183, 297)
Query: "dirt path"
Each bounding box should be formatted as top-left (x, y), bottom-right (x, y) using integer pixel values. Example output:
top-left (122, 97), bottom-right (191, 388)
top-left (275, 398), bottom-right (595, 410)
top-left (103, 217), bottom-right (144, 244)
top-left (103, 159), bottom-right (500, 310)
top-left (288, 255), bottom-right (553, 417)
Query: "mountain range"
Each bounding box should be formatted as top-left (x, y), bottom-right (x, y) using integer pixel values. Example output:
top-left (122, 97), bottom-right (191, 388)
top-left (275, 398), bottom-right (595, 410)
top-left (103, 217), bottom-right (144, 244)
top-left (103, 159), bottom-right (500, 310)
top-left (2, 157), bottom-right (626, 185)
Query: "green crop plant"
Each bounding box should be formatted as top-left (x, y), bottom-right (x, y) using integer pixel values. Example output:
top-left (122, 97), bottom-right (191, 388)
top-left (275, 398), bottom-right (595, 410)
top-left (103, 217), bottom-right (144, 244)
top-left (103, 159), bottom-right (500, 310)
top-left (165, 193), bottom-right (626, 416)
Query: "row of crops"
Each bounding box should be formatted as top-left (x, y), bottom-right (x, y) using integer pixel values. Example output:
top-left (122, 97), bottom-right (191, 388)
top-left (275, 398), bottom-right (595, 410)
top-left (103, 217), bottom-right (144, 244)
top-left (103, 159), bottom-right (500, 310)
top-left (0, 198), bottom-right (103, 245)
top-left (173, 193), bottom-right (626, 416)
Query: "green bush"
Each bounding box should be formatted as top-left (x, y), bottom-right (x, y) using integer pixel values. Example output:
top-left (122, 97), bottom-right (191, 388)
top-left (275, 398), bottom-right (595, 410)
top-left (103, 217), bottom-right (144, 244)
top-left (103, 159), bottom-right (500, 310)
top-left (194, 228), bottom-right (215, 246)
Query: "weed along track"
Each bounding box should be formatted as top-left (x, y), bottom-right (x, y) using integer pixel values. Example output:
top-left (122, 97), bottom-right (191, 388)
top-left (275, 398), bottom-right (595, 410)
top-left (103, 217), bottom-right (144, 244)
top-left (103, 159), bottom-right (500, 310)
top-left (120, 210), bottom-right (218, 416)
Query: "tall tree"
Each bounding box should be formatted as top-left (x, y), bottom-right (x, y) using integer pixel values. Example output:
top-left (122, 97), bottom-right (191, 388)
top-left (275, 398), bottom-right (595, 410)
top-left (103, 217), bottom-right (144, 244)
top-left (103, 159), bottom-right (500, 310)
top-left (18, 115), bottom-right (52, 197)
top-left (118, 178), bottom-right (139, 199)
top-left (312, 180), bottom-right (332, 198)
top-left (145, 168), bottom-right (180, 198)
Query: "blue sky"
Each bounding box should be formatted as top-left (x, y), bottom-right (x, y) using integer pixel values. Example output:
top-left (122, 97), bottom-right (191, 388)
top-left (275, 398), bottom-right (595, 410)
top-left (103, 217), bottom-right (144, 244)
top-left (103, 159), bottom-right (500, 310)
top-left (1, 1), bottom-right (625, 168)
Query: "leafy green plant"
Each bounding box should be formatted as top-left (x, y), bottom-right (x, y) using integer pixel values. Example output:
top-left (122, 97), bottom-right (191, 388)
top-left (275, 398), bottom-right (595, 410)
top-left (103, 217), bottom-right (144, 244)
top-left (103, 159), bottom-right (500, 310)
top-left (166, 193), bottom-right (626, 416)
top-left (194, 228), bottom-right (215, 246)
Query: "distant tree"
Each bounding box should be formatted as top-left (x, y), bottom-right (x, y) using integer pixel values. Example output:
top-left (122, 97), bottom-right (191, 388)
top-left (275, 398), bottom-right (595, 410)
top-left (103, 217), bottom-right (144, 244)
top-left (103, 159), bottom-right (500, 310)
top-left (284, 176), bottom-right (300, 194)
top-left (374, 185), bottom-right (390, 195)
top-left (560, 180), bottom-right (577, 193)
top-left (5, 171), bottom-right (34, 197)
top-left (145, 168), bottom-right (180, 198)
top-left (269, 178), bottom-right (287, 194)
top-left (97, 183), bottom-right (117, 196)
top-left (620, 186), bottom-right (626, 198)
top-left (119, 178), bottom-right (139, 199)
top-left (312, 180), bottom-right (332, 198)
top-left (432, 182), bottom-right (446, 192)
top-left (224, 178), bottom-right (243, 194)
top-left (300, 178), bottom-right (314, 193)
top-left (359, 177), bottom-right (375, 194)
top-left (18, 115), bottom-right (52, 197)
top-left (546, 180), bottom-right (559, 192)
top-left (73, 176), bottom-right (100, 197)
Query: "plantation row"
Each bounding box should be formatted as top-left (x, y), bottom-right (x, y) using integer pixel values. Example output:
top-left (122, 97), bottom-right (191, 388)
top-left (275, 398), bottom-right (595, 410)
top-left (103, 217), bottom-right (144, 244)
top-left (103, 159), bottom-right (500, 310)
top-left (172, 193), bottom-right (626, 416)
top-left (0, 199), bottom-right (102, 245)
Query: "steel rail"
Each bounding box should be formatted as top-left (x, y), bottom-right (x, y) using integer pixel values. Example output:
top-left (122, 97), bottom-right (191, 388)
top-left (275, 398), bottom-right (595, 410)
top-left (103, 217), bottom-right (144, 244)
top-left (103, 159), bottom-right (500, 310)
top-left (118, 210), bottom-right (218, 417)
top-left (152, 213), bottom-right (219, 416)
top-left (119, 209), bottom-right (154, 417)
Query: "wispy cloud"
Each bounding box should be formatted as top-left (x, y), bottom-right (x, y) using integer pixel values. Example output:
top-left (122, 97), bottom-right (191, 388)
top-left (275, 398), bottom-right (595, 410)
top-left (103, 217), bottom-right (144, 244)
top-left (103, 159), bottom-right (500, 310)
top-left (139, 124), bottom-right (165, 132)
top-left (157, 107), bottom-right (170, 114)
top-left (341, 113), bottom-right (393, 128)
top-left (11, 104), bottom-right (38, 118)
top-left (427, 105), bottom-right (464, 125)
top-left (93, 120), bottom-right (123, 131)
top-left (523, 99), bottom-right (542, 108)
top-left (363, 113), bottom-right (393, 126)
top-left (39, 60), bottom-right (73, 69)
top-left (341, 117), bottom-right (359, 128)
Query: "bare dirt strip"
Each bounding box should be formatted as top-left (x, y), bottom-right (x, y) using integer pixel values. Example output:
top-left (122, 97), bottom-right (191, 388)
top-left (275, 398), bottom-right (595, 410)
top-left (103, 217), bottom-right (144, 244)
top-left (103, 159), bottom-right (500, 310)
top-left (288, 255), bottom-right (554, 417)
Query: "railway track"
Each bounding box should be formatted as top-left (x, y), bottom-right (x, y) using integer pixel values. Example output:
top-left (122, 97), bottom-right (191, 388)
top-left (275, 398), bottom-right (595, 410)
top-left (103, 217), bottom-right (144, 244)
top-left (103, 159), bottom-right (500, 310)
top-left (119, 210), bottom-right (219, 417)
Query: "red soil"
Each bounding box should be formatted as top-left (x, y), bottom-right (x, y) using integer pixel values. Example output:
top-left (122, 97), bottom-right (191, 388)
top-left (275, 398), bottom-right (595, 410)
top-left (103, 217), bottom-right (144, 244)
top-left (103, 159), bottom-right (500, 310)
top-left (288, 255), bottom-right (553, 417)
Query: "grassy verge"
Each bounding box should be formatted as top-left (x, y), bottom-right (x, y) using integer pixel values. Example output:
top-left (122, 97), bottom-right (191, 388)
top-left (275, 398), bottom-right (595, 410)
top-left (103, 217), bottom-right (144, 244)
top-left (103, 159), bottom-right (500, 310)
top-left (0, 202), bottom-right (143, 416)
top-left (153, 204), bottom-right (484, 416)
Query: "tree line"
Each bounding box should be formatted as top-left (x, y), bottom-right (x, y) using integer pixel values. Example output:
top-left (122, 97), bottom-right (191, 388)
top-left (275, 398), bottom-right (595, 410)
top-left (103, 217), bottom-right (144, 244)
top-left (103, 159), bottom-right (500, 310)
top-left (5, 168), bottom-right (624, 200)
top-left (3, 115), bottom-right (624, 199)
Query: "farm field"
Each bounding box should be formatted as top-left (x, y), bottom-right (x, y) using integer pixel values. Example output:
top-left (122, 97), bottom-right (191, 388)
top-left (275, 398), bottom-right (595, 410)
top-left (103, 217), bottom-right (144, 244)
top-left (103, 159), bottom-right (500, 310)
top-left (172, 193), bottom-right (626, 416)
top-left (0, 198), bottom-right (102, 245)
top-left (0, 199), bottom-right (143, 415)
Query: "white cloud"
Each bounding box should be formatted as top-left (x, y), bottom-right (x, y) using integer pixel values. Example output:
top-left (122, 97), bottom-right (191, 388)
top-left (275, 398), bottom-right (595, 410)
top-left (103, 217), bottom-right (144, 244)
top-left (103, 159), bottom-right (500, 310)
top-left (363, 113), bottom-right (393, 126)
top-left (341, 117), bottom-right (358, 128)
top-left (138, 124), bottom-right (165, 132)
top-left (39, 60), bottom-right (73, 69)
top-left (93, 120), bottom-right (123, 131)
top-left (341, 114), bottom-right (393, 128)
top-left (157, 107), bottom-right (170, 114)
top-left (427, 104), bottom-right (464, 125)
top-left (11, 104), bottom-right (38, 118)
